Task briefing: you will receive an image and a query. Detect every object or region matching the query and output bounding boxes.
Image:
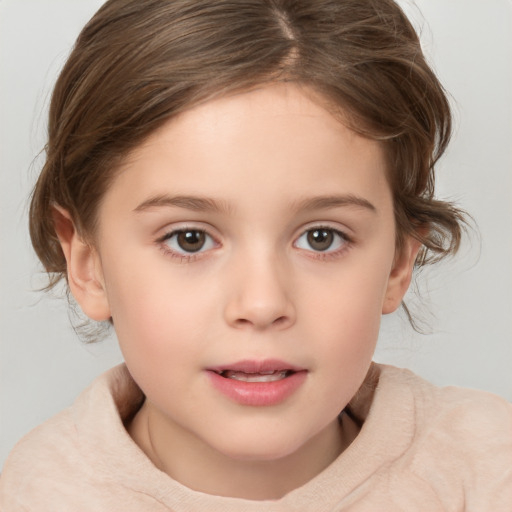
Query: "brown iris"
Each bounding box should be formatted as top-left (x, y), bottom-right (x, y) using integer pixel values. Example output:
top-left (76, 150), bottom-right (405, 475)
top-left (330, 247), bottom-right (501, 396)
top-left (176, 230), bottom-right (206, 252)
top-left (307, 229), bottom-right (334, 251)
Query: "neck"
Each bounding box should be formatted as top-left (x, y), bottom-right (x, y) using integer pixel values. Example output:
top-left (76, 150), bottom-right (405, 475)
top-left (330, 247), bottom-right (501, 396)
top-left (128, 401), bottom-right (359, 500)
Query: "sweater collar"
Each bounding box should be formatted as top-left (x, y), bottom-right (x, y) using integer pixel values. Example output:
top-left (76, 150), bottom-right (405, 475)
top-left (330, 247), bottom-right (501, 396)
top-left (76, 362), bottom-right (415, 511)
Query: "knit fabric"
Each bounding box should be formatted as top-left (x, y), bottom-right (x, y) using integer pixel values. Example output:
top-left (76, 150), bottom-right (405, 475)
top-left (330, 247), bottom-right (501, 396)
top-left (1, 363), bottom-right (511, 511)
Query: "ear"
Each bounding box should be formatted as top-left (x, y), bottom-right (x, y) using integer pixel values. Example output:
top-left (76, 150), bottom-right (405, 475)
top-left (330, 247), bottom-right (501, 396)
top-left (52, 206), bottom-right (111, 321)
top-left (382, 236), bottom-right (423, 314)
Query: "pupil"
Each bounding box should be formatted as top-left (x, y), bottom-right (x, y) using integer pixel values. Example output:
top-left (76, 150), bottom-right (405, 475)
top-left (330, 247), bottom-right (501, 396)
top-left (307, 229), bottom-right (333, 251)
top-left (177, 231), bottom-right (205, 252)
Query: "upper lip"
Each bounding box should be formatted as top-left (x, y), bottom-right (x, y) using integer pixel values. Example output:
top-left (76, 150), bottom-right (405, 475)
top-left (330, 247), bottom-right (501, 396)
top-left (206, 359), bottom-right (305, 374)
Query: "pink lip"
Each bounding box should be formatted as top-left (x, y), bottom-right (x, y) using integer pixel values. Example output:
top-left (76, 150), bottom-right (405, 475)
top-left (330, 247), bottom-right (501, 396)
top-left (207, 359), bottom-right (304, 374)
top-left (205, 359), bottom-right (307, 407)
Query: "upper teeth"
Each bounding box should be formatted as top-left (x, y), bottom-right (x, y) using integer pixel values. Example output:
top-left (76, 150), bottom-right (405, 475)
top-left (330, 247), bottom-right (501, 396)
top-left (222, 370), bottom-right (289, 382)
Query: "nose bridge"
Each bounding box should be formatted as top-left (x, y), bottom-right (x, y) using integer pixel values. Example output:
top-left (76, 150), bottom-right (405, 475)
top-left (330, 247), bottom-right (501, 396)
top-left (223, 244), bottom-right (295, 330)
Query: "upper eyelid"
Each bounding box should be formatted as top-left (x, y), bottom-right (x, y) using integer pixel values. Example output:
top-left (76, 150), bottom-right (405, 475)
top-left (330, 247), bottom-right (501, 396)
top-left (154, 221), bottom-right (352, 243)
top-left (294, 226), bottom-right (349, 245)
top-left (156, 222), bottom-right (219, 241)
top-left (299, 224), bottom-right (346, 234)
top-left (295, 223), bottom-right (351, 240)
top-left (159, 226), bottom-right (207, 239)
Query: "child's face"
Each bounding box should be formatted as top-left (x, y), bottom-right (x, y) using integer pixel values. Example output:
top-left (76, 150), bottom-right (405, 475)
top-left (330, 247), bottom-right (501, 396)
top-left (75, 83), bottom-right (416, 464)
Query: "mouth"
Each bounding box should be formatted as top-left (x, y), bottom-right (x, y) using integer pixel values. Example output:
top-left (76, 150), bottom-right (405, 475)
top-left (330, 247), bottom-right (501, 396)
top-left (216, 369), bottom-right (294, 383)
top-left (205, 359), bottom-right (307, 406)
top-left (207, 359), bottom-right (304, 381)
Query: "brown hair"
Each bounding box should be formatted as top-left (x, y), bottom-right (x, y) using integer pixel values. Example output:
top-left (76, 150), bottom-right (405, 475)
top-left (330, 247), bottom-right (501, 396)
top-left (30, 0), bottom-right (465, 305)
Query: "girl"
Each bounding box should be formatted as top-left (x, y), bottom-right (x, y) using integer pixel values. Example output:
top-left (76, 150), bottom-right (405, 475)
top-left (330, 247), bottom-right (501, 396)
top-left (1, 0), bottom-right (511, 509)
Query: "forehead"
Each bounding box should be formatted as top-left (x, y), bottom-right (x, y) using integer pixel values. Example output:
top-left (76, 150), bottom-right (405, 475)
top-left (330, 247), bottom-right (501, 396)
top-left (104, 83), bottom-right (392, 215)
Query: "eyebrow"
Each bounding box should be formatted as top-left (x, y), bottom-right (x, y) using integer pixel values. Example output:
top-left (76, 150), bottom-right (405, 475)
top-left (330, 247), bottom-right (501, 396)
top-left (291, 194), bottom-right (377, 214)
top-left (134, 194), bottom-right (232, 214)
top-left (133, 193), bottom-right (376, 215)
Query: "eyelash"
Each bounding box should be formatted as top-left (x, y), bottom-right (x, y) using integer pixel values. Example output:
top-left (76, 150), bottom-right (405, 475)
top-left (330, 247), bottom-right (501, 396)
top-left (157, 227), bottom-right (218, 263)
top-left (156, 225), bottom-right (352, 263)
top-left (294, 226), bottom-right (352, 261)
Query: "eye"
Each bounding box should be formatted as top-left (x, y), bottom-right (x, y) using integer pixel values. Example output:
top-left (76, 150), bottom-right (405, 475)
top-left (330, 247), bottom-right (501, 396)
top-left (162, 229), bottom-right (216, 254)
top-left (295, 227), bottom-right (347, 253)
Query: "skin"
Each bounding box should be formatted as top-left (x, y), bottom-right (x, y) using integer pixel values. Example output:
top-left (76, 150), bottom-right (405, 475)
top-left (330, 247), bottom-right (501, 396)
top-left (55, 83), bottom-right (421, 500)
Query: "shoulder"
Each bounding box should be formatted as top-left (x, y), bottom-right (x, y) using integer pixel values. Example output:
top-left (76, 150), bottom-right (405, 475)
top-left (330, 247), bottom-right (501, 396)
top-left (0, 364), bottom-right (144, 509)
top-left (379, 364), bottom-right (512, 437)
top-left (0, 405), bottom-right (80, 507)
top-left (377, 364), bottom-right (512, 507)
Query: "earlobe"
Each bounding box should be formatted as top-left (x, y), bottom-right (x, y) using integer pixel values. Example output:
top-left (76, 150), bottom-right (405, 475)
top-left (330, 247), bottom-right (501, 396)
top-left (52, 206), bottom-right (111, 322)
top-left (382, 236), bottom-right (423, 314)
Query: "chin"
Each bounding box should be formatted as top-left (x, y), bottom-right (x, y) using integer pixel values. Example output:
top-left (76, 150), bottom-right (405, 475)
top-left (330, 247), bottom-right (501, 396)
top-left (211, 431), bottom-right (309, 463)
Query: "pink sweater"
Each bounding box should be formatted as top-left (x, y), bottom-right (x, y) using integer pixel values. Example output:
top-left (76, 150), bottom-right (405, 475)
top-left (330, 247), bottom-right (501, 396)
top-left (1, 363), bottom-right (511, 511)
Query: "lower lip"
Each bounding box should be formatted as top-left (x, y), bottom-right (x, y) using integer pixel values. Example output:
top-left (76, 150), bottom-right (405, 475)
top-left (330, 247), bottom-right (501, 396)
top-left (206, 371), bottom-right (307, 406)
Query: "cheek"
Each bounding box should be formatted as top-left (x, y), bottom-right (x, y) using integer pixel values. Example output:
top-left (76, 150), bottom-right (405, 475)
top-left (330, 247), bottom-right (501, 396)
top-left (305, 254), bottom-right (392, 328)
top-left (104, 268), bottom-right (206, 402)
top-left (302, 254), bottom-right (393, 375)
top-left (102, 254), bottom-right (210, 358)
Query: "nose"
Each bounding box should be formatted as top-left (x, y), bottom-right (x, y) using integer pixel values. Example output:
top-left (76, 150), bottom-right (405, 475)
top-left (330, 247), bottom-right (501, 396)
top-left (223, 253), bottom-right (296, 331)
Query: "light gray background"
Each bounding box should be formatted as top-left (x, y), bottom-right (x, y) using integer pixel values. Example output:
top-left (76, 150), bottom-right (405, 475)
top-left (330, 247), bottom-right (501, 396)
top-left (1, 0), bottom-right (511, 470)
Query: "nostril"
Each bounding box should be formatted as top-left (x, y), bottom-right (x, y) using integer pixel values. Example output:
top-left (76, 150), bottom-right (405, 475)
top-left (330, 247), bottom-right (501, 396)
top-left (232, 315), bottom-right (290, 330)
top-left (224, 291), bottom-right (296, 330)
top-left (235, 318), bottom-right (251, 326)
